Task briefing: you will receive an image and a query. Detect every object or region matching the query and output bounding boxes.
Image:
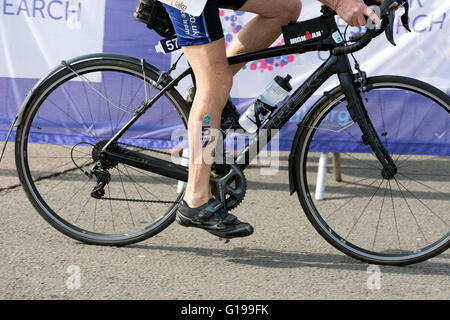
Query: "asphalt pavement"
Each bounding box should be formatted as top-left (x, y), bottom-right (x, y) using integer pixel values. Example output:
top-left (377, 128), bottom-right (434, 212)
top-left (0, 142), bottom-right (448, 300)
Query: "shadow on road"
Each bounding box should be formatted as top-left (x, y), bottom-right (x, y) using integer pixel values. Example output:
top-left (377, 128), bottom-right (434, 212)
top-left (127, 244), bottom-right (450, 275)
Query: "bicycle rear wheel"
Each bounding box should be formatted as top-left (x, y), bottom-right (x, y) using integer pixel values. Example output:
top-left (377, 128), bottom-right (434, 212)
top-left (295, 76), bottom-right (449, 265)
top-left (15, 56), bottom-right (190, 246)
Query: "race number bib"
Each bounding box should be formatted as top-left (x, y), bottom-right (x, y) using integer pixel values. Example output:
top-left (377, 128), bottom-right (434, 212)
top-left (158, 0), bottom-right (208, 17)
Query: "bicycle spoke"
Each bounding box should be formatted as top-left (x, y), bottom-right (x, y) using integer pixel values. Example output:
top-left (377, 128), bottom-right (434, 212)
top-left (371, 179), bottom-right (388, 251)
top-left (121, 165), bottom-right (156, 221)
top-left (93, 198), bottom-right (98, 232)
top-left (393, 177), bottom-right (429, 244)
top-left (82, 81), bottom-right (99, 140)
top-left (345, 179), bottom-right (385, 240)
top-left (394, 179), bottom-right (448, 227)
top-left (393, 90), bottom-right (408, 163)
top-left (113, 75), bottom-right (125, 134)
top-left (106, 184), bottom-right (116, 233)
top-left (67, 67), bottom-right (135, 115)
top-left (102, 79), bottom-right (116, 139)
top-left (121, 165), bottom-right (174, 207)
top-left (325, 166), bottom-right (379, 171)
top-left (377, 89), bottom-right (389, 152)
top-left (115, 166), bottom-right (136, 228)
top-left (32, 158), bottom-right (87, 180)
top-left (51, 144), bottom-right (91, 157)
top-left (74, 192), bottom-right (93, 225)
top-left (62, 86), bottom-right (100, 141)
top-left (31, 155), bottom-right (88, 160)
top-left (388, 180), bottom-right (402, 251)
top-left (56, 179), bottom-right (91, 214)
top-left (116, 81), bottom-right (145, 129)
top-left (397, 155), bottom-right (447, 171)
top-left (395, 100), bottom-right (436, 166)
top-left (322, 176), bottom-right (379, 221)
top-left (117, 165), bottom-right (162, 220)
top-left (397, 172), bottom-right (450, 199)
top-left (35, 115), bottom-right (93, 140)
top-left (341, 152), bottom-right (381, 171)
top-left (127, 165), bottom-right (179, 191)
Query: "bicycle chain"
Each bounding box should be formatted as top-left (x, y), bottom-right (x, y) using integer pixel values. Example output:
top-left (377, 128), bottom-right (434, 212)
top-left (100, 197), bottom-right (178, 204)
top-left (96, 142), bottom-right (246, 209)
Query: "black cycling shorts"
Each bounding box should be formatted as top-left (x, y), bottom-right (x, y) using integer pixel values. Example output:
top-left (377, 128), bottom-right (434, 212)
top-left (163, 0), bottom-right (248, 47)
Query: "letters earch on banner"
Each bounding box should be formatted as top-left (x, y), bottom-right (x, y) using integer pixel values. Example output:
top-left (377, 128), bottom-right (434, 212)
top-left (157, 0), bottom-right (207, 17)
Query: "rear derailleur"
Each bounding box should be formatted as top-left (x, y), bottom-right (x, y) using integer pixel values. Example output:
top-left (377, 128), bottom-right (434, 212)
top-left (90, 164), bottom-right (111, 199)
top-left (88, 140), bottom-right (121, 199)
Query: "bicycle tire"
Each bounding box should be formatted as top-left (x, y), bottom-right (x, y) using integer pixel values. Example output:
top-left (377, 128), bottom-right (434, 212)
top-left (15, 55), bottom-right (190, 246)
top-left (294, 75), bottom-right (450, 265)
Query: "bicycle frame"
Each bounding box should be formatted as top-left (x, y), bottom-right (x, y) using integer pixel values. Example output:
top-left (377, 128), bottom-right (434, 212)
top-left (102, 9), bottom-right (397, 183)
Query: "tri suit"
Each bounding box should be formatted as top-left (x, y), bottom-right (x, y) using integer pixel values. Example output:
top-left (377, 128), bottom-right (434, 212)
top-left (163, 0), bottom-right (248, 46)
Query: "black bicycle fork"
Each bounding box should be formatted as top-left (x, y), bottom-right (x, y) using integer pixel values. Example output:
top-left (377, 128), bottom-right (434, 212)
top-left (338, 69), bottom-right (398, 179)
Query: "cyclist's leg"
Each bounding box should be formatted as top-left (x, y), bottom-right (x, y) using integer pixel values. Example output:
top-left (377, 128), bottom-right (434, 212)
top-left (226, 0), bottom-right (302, 73)
top-left (163, 1), bottom-right (233, 207)
top-left (162, 2), bottom-right (253, 238)
top-left (182, 39), bottom-right (233, 208)
top-left (178, 40), bottom-right (254, 238)
top-left (165, 0), bottom-right (301, 204)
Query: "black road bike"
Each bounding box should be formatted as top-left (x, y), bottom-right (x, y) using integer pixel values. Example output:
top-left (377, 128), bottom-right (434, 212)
top-left (4, 0), bottom-right (449, 265)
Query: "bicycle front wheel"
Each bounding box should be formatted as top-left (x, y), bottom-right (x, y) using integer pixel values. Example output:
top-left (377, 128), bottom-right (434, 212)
top-left (295, 76), bottom-right (449, 265)
top-left (15, 55), bottom-right (190, 246)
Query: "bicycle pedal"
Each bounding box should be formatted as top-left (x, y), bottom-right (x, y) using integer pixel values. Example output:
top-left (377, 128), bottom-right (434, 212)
top-left (214, 236), bottom-right (230, 244)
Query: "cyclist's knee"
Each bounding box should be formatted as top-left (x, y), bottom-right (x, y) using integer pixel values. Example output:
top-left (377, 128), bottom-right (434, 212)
top-left (280, 0), bottom-right (302, 24)
top-left (221, 68), bottom-right (234, 93)
top-left (263, 0), bottom-right (302, 25)
top-left (244, 0), bottom-right (301, 23)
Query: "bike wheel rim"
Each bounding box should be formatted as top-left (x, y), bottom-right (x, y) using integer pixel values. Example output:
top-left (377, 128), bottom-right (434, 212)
top-left (18, 62), bottom-right (188, 243)
top-left (298, 80), bottom-right (450, 263)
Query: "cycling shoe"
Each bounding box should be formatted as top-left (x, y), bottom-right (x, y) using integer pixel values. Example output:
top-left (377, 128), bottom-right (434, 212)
top-left (176, 198), bottom-right (254, 239)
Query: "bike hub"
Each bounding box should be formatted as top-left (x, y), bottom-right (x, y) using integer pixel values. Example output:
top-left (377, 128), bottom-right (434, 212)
top-left (381, 167), bottom-right (396, 180)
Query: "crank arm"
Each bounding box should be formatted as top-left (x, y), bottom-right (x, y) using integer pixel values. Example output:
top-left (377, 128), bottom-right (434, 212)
top-left (210, 164), bottom-right (246, 210)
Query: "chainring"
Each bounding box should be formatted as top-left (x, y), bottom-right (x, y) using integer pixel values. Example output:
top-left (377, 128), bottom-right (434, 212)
top-left (210, 164), bottom-right (247, 211)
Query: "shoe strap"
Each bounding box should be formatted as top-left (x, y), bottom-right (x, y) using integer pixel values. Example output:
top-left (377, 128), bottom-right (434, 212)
top-left (198, 199), bottom-right (237, 224)
top-left (198, 199), bottom-right (224, 219)
top-left (222, 213), bottom-right (237, 225)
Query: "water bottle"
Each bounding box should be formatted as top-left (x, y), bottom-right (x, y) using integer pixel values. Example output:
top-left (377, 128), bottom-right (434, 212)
top-left (239, 74), bottom-right (292, 133)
